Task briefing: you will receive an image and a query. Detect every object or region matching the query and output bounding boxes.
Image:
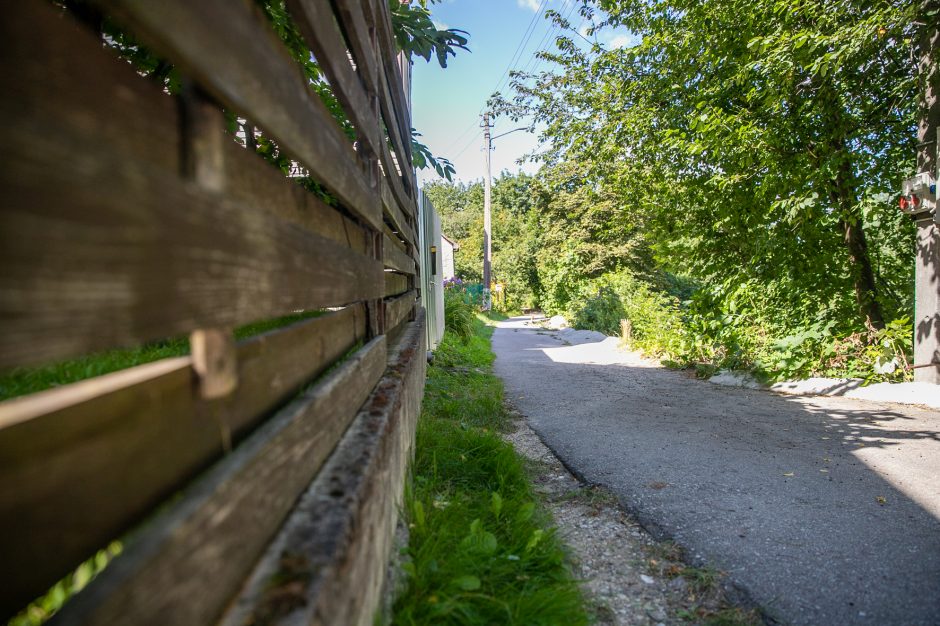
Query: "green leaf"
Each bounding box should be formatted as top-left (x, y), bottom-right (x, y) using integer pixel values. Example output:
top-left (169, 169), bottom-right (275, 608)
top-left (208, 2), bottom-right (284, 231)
top-left (453, 575), bottom-right (481, 591)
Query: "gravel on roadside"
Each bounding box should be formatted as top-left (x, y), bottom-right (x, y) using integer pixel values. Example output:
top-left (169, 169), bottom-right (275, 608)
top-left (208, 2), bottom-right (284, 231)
top-left (502, 412), bottom-right (762, 626)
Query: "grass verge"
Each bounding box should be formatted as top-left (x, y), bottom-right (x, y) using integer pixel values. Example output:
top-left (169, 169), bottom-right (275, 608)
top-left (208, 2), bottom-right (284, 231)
top-left (391, 314), bottom-right (588, 625)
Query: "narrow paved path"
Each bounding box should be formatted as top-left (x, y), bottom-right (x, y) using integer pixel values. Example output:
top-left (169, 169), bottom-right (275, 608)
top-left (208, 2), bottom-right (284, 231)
top-left (492, 316), bottom-right (940, 626)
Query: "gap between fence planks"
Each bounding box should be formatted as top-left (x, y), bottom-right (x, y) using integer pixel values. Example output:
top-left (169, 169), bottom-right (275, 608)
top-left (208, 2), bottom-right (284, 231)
top-left (371, 0), bottom-right (414, 168)
top-left (286, 0), bottom-right (380, 160)
top-left (52, 337), bottom-right (387, 626)
top-left (94, 0), bottom-right (382, 231)
top-left (0, 306), bottom-right (366, 616)
top-left (332, 0), bottom-right (416, 201)
top-left (220, 313), bottom-right (426, 626)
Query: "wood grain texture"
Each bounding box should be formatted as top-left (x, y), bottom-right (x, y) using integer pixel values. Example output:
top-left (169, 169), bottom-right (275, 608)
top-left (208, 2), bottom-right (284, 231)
top-left (384, 236), bottom-right (418, 275)
top-left (222, 138), bottom-right (372, 256)
top-left (0, 122), bottom-right (382, 370)
top-left (96, 0), bottom-right (381, 230)
top-left (0, 306), bottom-right (365, 616)
top-left (384, 272), bottom-right (410, 298)
top-left (286, 0), bottom-right (381, 158)
top-left (331, 0), bottom-right (380, 96)
top-left (371, 0), bottom-right (414, 167)
top-left (220, 312), bottom-right (427, 626)
top-left (382, 179), bottom-right (418, 247)
top-left (0, 2), bottom-right (383, 370)
top-left (334, 0), bottom-right (415, 202)
top-left (378, 68), bottom-right (417, 197)
top-left (380, 134), bottom-right (418, 220)
top-left (386, 290), bottom-right (418, 332)
top-left (53, 337), bottom-right (386, 626)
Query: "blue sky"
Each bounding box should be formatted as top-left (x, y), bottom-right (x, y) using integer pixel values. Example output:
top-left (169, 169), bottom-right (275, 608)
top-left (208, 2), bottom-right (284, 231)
top-left (410, 0), bottom-right (635, 185)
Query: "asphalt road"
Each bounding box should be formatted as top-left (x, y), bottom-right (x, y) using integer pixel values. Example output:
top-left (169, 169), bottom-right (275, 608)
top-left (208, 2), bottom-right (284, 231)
top-left (491, 317), bottom-right (940, 625)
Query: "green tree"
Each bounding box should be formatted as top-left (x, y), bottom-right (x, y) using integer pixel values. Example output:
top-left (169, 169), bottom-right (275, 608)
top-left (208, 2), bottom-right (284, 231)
top-left (499, 0), bottom-right (924, 333)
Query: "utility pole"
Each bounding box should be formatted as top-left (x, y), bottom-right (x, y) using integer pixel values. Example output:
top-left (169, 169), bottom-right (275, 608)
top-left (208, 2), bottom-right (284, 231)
top-left (482, 112), bottom-right (492, 311)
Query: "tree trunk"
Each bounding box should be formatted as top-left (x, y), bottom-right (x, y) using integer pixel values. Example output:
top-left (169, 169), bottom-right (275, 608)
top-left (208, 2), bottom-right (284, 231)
top-left (839, 216), bottom-right (885, 329)
top-left (820, 82), bottom-right (886, 329)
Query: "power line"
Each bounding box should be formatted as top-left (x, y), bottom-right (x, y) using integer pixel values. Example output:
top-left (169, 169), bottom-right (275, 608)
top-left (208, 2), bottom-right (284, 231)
top-left (488, 0), bottom-right (550, 102)
top-left (442, 117), bottom-right (481, 155)
top-left (450, 128), bottom-right (483, 161)
top-left (520, 0), bottom-right (580, 78)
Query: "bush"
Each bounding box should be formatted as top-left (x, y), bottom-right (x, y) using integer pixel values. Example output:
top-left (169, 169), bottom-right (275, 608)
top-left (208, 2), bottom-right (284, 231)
top-left (444, 289), bottom-right (475, 341)
top-left (571, 287), bottom-right (624, 336)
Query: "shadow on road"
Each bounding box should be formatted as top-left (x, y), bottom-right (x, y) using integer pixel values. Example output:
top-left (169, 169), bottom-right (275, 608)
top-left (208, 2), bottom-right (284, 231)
top-left (493, 318), bottom-right (940, 626)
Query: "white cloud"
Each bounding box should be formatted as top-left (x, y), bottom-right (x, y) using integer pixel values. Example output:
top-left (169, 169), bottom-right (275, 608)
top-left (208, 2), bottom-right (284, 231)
top-left (517, 0), bottom-right (541, 11)
top-left (606, 33), bottom-right (640, 49)
top-left (433, 20), bottom-right (449, 30)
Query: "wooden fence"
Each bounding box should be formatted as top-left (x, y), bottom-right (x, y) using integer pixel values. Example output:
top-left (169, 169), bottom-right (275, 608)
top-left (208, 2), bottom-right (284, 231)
top-left (0, 1), bottom-right (425, 624)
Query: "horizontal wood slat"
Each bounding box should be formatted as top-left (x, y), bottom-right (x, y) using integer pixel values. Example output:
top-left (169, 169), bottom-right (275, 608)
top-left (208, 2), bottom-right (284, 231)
top-left (219, 313), bottom-right (426, 626)
top-left (384, 236), bottom-right (417, 275)
top-left (0, 2), bottom-right (383, 370)
top-left (223, 139), bottom-right (372, 256)
top-left (378, 69), bottom-right (416, 196)
top-left (0, 129), bottom-right (382, 370)
top-left (53, 336), bottom-right (387, 626)
top-left (0, 306), bottom-right (366, 614)
top-left (96, 0), bottom-right (382, 231)
top-left (382, 180), bottom-right (417, 248)
top-left (331, 0), bottom-right (380, 97)
top-left (384, 272), bottom-right (410, 298)
top-left (286, 0), bottom-right (380, 158)
top-left (372, 0), bottom-right (413, 166)
top-left (380, 137), bottom-right (417, 220)
top-left (385, 290), bottom-right (417, 332)
top-left (0, 0), bottom-right (425, 620)
top-left (333, 0), bottom-right (415, 205)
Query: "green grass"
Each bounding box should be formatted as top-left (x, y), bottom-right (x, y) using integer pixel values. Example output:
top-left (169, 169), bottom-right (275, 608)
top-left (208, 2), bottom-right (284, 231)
top-left (392, 315), bottom-right (588, 625)
top-left (0, 310), bottom-right (324, 402)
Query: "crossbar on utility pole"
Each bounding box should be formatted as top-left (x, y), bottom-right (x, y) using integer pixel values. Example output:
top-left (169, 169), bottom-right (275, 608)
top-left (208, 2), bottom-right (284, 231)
top-left (482, 112), bottom-right (492, 310)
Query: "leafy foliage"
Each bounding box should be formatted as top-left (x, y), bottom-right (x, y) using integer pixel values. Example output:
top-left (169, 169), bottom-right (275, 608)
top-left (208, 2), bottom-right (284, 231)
top-left (388, 0), bottom-right (469, 68)
top-left (473, 0), bottom-right (927, 382)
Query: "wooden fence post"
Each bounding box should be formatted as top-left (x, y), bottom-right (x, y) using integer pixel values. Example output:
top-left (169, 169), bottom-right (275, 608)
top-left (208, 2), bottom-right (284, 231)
top-left (181, 83), bottom-right (238, 400)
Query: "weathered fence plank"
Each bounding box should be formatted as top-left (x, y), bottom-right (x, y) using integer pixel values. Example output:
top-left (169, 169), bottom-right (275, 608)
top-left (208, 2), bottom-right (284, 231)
top-left (0, 2), bottom-right (383, 370)
top-left (0, 0), bottom-right (426, 621)
top-left (223, 137), bottom-right (373, 256)
top-left (0, 306), bottom-right (365, 614)
top-left (382, 179), bottom-right (418, 247)
top-left (220, 313), bottom-right (426, 626)
top-left (385, 272), bottom-right (410, 298)
top-left (95, 0), bottom-right (381, 230)
top-left (333, 0), bottom-right (415, 202)
top-left (286, 0), bottom-right (381, 159)
top-left (384, 236), bottom-right (418, 275)
top-left (386, 290), bottom-right (418, 332)
top-left (53, 337), bottom-right (386, 626)
top-left (0, 144), bottom-right (381, 370)
top-left (371, 0), bottom-right (415, 170)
